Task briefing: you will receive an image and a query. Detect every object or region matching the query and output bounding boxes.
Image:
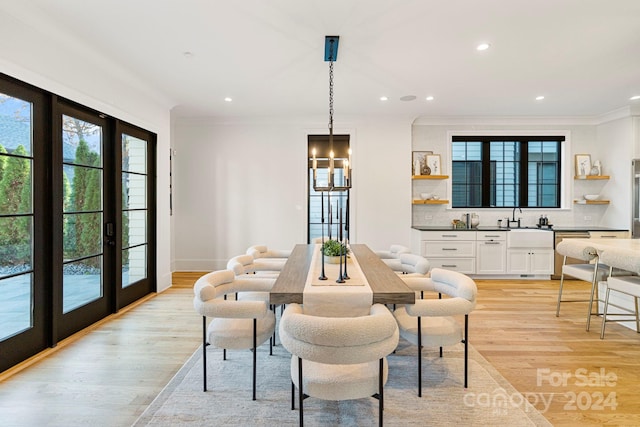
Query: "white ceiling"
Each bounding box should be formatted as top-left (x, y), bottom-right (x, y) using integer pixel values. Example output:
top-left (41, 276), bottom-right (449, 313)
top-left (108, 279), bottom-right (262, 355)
top-left (4, 0), bottom-right (640, 120)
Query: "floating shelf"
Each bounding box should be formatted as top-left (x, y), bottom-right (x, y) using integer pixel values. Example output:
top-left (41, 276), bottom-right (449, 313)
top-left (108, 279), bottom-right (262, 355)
top-left (412, 199), bottom-right (449, 205)
top-left (574, 175), bottom-right (610, 180)
top-left (412, 175), bottom-right (449, 180)
top-left (573, 199), bottom-right (610, 205)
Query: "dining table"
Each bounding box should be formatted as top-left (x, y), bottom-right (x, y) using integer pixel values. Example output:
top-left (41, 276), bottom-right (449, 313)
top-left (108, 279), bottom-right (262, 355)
top-left (269, 243), bottom-right (416, 308)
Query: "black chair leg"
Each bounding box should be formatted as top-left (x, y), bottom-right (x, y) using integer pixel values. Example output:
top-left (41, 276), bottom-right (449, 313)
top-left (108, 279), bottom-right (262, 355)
top-left (253, 318), bottom-right (257, 401)
top-left (291, 381), bottom-right (295, 410)
top-left (299, 357), bottom-right (304, 427)
top-left (417, 316), bottom-right (422, 397)
top-left (464, 314), bottom-right (469, 388)
top-left (202, 316), bottom-right (207, 392)
top-left (379, 358), bottom-right (384, 427)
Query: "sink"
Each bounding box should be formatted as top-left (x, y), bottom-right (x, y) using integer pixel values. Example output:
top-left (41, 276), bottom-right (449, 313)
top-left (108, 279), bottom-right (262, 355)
top-left (507, 229), bottom-right (554, 248)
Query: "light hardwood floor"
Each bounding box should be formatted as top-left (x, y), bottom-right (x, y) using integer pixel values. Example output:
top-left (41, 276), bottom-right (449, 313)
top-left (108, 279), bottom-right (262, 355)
top-left (1, 274), bottom-right (639, 426)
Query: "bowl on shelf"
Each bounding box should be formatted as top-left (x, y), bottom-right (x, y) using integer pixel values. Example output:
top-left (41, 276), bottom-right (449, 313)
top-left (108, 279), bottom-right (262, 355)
top-left (583, 194), bottom-right (599, 201)
top-left (432, 195), bottom-right (440, 200)
top-left (420, 193), bottom-right (433, 200)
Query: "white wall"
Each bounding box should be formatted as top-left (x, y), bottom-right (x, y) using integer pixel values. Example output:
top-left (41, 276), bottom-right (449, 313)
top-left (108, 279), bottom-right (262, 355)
top-left (172, 116), bottom-right (412, 271)
top-left (0, 14), bottom-right (173, 291)
top-left (597, 117), bottom-right (634, 228)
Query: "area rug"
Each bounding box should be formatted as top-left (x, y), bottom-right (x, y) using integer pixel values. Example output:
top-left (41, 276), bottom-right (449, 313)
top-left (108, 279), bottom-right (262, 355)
top-left (134, 340), bottom-right (551, 426)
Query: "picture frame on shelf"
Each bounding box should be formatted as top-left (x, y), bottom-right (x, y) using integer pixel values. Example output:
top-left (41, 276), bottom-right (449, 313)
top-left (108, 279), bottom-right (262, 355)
top-left (425, 154), bottom-right (442, 175)
top-left (411, 151), bottom-right (432, 175)
top-left (575, 154), bottom-right (591, 177)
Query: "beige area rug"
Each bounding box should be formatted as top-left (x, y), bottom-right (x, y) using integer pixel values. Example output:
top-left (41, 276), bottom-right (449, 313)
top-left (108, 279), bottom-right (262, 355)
top-left (134, 339), bottom-right (551, 427)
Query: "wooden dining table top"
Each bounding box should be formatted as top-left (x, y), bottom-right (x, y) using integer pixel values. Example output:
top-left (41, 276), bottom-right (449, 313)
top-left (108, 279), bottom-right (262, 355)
top-left (269, 243), bottom-right (416, 306)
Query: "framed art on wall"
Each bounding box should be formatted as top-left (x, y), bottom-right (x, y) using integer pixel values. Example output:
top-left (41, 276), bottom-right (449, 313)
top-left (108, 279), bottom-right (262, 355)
top-left (425, 154), bottom-right (442, 175)
top-left (575, 154), bottom-right (591, 177)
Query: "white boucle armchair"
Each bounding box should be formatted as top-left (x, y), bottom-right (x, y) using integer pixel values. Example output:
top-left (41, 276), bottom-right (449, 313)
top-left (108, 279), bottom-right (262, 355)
top-left (245, 244), bottom-right (290, 272)
top-left (393, 268), bottom-right (477, 396)
top-left (397, 253), bottom-right (430, 276)
top-left (193, 269), bottom-right (276, 400)
top-left (375, 244), bottom-right (411, 272)
top-left (227, 254), bottom-right (281, 278)
top-left (279, 303), bottom-right (399, 427)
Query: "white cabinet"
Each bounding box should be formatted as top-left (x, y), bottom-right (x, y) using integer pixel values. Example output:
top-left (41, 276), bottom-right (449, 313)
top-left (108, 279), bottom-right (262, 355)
top-left (507, 249), bottom-right (554, 274)
top-left (412, 228), bottom-right (553, 277)
top-left (414, 230), bottom-right (476, 274)
top-left (476, 232), bottom-right (507, 274)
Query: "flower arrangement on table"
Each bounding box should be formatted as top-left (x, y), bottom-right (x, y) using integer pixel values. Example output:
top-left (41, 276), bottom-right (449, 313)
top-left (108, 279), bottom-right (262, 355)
top-left (321, 239), bottom-right (350, 257)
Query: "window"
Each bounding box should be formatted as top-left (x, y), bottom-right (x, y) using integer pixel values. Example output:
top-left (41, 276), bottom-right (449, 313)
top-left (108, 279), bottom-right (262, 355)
top-left (452, 136), bottom-right (563, 208)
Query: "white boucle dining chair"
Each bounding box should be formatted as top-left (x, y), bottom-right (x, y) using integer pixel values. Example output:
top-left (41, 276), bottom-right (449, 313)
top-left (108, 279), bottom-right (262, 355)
top-left (598, 248), bottom-right (640, 339)
top-left (245, 244), bottom-right (290, 271)
top-left (193, 269), bottom-right (276, 400)
top-left (279, 303), bottom-right (399, 427)
top-left (227, 254), bottom-right (280, 279)
top-left (246, 244), bottom-right (291, 259)
top-left (393, 268), bottom-right (477, 396)
top-left (375, 244), bottom-right (411, 272)
top-left (397, 253), bottom-right (430, 276)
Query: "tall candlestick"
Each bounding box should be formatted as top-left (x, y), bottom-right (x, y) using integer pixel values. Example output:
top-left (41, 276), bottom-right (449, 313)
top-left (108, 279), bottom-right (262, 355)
top-left (339, 199), bottom-right (343, 241)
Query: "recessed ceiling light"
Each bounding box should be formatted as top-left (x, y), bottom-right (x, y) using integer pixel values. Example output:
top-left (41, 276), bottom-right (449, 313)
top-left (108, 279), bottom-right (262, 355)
top-left (224, 97), bottom-right (232, 102)
top-left (400, 95), bottom-right (417, 101)
top-left (476, 43), bottom-right (490, 51)
top-left (536, 95), bottom-right (545, 101)
top-left (631, 95), bottom-right (640, 101)
top-left (183, 51), bottom-right (194, 58)
top-left (426, 96), bottom-right (435, 101)
top-left (380, 96), bottom-right (388, 101)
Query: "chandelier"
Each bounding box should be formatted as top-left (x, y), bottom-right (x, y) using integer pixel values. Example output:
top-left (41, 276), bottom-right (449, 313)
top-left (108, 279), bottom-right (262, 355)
top-left (312, 36), bottom-right (351, 192)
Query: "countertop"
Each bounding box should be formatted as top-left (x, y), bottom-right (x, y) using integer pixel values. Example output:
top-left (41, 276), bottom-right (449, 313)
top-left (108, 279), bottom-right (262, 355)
top-left (412, 225), bottom-right (628, 232)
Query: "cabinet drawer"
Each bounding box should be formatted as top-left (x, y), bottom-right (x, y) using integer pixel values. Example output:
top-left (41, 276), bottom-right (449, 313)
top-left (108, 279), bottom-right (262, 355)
top-left (429, 258), bottom-right (476, 274)
top-left (419, 231), bottom-right (476, 241)
top-left (423, 241), bottom-right (476, 257)
top-left (589, 231), bottom-right (629, 239)
top-left (476, 231), bottom-right (507, 241)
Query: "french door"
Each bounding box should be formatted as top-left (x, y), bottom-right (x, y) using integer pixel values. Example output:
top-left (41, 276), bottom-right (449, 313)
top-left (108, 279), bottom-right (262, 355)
top-left (0, 74), bottom-right (156, 371)
top-left (0, 76), bottom-right (49, 369)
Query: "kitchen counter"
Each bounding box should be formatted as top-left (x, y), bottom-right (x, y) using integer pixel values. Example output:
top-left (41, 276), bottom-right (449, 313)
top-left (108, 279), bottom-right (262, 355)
top-left (411, 226), bottom-right (552, 232)
top-left (412, 225), bottom-right (628, 232)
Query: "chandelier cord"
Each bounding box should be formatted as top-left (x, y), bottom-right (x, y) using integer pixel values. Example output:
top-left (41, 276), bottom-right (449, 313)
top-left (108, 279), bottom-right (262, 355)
top-left (328, 44), bottom-right (334, 136)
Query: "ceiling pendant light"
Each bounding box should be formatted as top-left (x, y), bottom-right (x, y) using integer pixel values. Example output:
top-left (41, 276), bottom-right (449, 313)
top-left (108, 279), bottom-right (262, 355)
top-left (312, 36), bottom-right (351, 192)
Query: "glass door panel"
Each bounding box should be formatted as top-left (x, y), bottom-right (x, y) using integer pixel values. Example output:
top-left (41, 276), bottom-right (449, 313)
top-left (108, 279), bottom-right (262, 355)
top-left (121, 132), bottom-right (149, 291)
top-left (0, 94), bottom-right (34, 341)
top-left (61, 115), bottom-right (104, 313)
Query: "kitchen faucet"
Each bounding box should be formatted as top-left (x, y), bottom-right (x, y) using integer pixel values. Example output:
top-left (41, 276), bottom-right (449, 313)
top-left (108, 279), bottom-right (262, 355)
top-left (509, 207), bottom-right (522, 228)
